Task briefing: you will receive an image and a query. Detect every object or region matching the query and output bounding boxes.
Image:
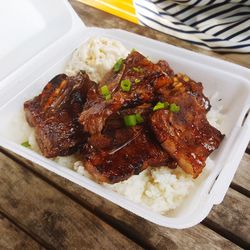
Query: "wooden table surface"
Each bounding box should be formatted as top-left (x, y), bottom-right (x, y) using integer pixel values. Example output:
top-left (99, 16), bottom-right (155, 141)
top-left (0, 1), bottom-right (249, 249)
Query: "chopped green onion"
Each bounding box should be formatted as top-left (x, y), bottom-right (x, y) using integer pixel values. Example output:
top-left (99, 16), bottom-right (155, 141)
top-left (100, 85), bottom-right (109, 96)
top-left (153, 101), bottom-right (180, 112)
top-left (133, 67), bottom-right (142, 73)
top-left (170, 103), bottom-right (180, 112)
top-left (153, 102), bottom-right (165, 111)
top-left (135, 113), bottom-right (144, 124)
top-left (164, 101), bottom-right (170, 108)
top-left (21, 141), bottom-right (31, 148)
top-left (121, 79), bottom-right (131, 92)
top-left (113, 58), bottom-right (123, 73)
top-left (134, 79), bottom-right (140, 84)
top-left (131, 48), bottom-right (136, 52)
top-left (100, 85), bottom-right (111, 100)
top-left (105, 94), bottom-right (112, 101)
top-left (124, 114), bottom-right (137, 127)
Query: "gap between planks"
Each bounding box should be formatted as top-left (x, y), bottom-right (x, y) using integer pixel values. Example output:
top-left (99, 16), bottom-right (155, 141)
top-left (0, 147), bottom-right (248, 249)
top-left (0, 152), bottom-right (142, 250)
top-left (0, 148), bottom-right (150, 250)
top-left (0, 211), bottom-right (46, 250)
top-left (0, 210), bottom-right (52, 250)
top-left (202, 187), bottom-right (250, 249)
top-left (202, 218), bottom-right (249, 250)
top-left (230, 183), bottom-right (250, 198)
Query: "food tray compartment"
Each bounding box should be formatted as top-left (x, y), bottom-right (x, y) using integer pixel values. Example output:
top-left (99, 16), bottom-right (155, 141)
top-left (0, 27), bottom-right (249, 228)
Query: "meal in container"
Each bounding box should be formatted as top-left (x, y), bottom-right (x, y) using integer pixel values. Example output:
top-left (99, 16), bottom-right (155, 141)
top-left (20, 37), bottom-right (225, 214)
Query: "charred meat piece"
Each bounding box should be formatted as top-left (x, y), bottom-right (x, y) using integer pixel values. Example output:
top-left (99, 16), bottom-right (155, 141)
top-left (81, 105), bottom-right (176, 183)
top-left (151, 73), bottom-right (224, 177)
top-left (156, 60), bottom-right (174, 77)
top-left (79, 51), bottom-right (173, 135)
top-left (24, 71), bottom-right (95, 157)
top-left (82, 127), bottom-right (174, 184)
top-left (157, 73), bottom-right (211, 112)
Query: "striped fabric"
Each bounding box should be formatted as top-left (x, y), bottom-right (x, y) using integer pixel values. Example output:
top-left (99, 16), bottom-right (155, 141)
top-left (134, 0), bottom-right (250, 53)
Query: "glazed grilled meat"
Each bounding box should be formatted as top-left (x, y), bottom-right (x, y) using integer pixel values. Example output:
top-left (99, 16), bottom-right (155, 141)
top-left (23, 50), bottom-right (224, 183)
top-left (151, 73), bottom-right (224, 177)
top-left (83, 127), bottom-right (175, 183)
top-left (77, 52), bottom-right (177, 183)
top-left (79, 51), bottom-right (172, 135)
top-left (82, 105), bottom-right (176, 183)
top-left (24, 71), bottom-right (94, 157)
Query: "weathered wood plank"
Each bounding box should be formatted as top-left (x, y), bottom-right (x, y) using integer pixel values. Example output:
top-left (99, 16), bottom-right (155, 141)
top-left (0, 153), bottom-right (141, 250)
top-left (232, 153), bottom-right (250, 192)
top-left (71, 0), bottom-right (250, 68)
top-left (206, 189), bottom-right (250, 244)
top-left (0, 213), bottom-right (43, 250)
top-left (0, 149), bottom-right (241, 250)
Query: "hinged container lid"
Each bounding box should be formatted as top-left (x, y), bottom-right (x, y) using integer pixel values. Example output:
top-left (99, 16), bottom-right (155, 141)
top-left (0, 0), bottom-right (85, 85)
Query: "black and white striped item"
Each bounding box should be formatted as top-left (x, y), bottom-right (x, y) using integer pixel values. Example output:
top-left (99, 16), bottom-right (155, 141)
top-left (134, 0), bottom-right (250, 53)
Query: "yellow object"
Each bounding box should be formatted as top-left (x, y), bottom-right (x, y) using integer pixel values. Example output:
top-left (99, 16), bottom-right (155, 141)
top-left (77, 0), bottom-right (139, 24)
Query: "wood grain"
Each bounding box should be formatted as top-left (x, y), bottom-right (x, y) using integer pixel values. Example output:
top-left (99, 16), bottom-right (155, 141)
top-left (0, 149), bottom-right (243, 250)
top-left (232, 153), bottom-right (250, 192)
top-left (0, 153), bottom-right (141, 250)
top-left (205, 189), bottom-right (250, 244)
top-left (0, 213), bottom-right (44, 250)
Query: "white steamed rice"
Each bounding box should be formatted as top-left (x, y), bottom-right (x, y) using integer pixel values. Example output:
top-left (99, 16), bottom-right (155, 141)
top-left (105, 166), bottom-right (195, 213)
top-left (14, 37), bottom-right (224, 215)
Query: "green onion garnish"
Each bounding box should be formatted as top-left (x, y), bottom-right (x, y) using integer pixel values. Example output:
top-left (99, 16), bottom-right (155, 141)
top-left (134, 79), bottom-right (140, 84)
top-left (105, 94), bottom-right (112, 101)
top-left (121, 79), bottom-right (131, 92)
top-left (170, 103), bottom-right (180, 112)
top-left (124, 114), bottom-right (137, 127)
top-left (113, 58), bottom-right (123, 73)
top-left (164, 101), bottom-right (170, 108)
top-left (153, 102), bottom-right (166, 111)
top-left (100, 85), bottom-right (109, 96)
top-left (135, 113), bottom-right (144, 124)
top-left (21, 141), bottom-right (31, 148)
top-left (133, 67), bottom-right (142, 73)
top-left (153, 101), bottom-right (180, 112)
top-left (100, 85), bottom-right (111, 100)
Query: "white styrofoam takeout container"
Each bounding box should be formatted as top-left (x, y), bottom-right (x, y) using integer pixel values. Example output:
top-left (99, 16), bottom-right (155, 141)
top-left (0, 0), bottom-right (249, 229)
